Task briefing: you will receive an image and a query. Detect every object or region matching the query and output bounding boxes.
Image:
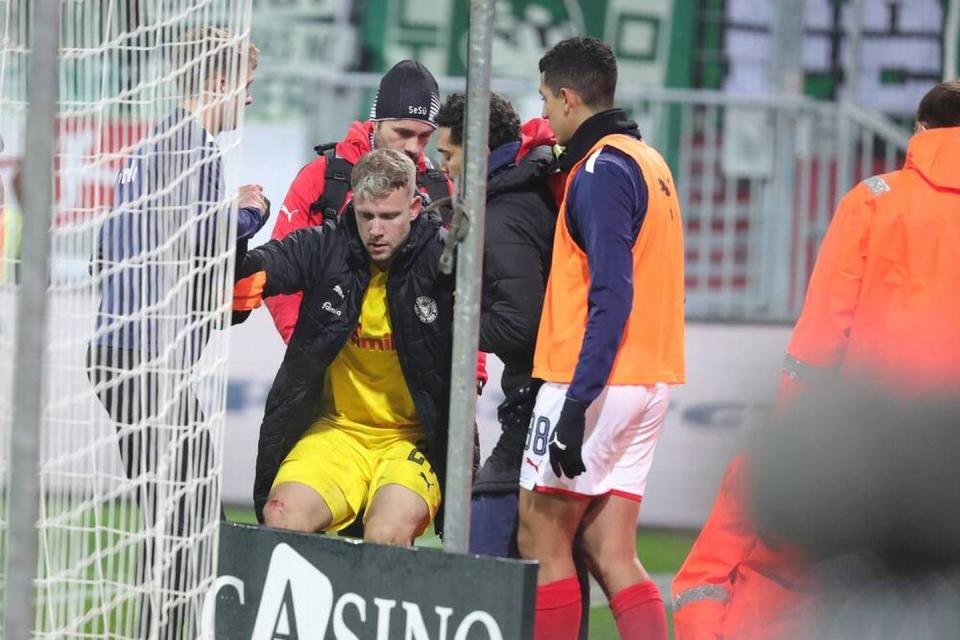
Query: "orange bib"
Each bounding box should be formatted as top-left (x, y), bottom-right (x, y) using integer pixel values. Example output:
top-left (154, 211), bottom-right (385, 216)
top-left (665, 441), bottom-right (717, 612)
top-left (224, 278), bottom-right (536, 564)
top-left (533, 134), bottom-right (685, 385)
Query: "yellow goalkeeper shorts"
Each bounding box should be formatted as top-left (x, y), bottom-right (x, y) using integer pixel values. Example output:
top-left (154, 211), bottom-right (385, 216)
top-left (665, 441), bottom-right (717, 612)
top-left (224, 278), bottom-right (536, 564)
top-left (271, 417), bottom-right (441, 535)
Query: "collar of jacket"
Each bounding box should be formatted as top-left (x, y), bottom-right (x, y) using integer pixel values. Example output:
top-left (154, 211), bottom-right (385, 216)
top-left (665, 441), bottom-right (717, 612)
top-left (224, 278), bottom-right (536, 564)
top-left (162, 107), bottom-right (217, 150)
top-left (341, 206), bottom-right (442, 273)
top-left (488, 144), bottom-right (558, 197)
top-left (488, 141), bottom-right (522, 177)
top-left (557, 108), bottom-right (641, 173)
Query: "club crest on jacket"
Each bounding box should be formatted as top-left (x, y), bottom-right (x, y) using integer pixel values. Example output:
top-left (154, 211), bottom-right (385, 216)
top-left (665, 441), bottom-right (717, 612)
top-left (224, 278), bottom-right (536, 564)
top-left (415, 296), bottom-right (438, 324)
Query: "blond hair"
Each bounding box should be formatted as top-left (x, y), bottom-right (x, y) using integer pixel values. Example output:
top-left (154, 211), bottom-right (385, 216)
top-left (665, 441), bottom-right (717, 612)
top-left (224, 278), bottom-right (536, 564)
top-left (351, 149), bottom-right (417, 202)
top-left (171, 26), bottom-right (259, 96)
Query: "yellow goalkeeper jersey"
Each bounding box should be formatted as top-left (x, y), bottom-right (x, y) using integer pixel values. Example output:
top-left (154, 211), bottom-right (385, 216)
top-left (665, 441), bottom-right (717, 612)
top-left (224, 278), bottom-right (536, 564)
top-left (319, 265), bottom-right (419, 429)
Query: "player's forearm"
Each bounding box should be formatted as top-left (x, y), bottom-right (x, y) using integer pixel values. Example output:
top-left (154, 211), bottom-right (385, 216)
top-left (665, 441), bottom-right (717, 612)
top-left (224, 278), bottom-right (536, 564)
top-left (567, 291), bottom-right (631, 404)
top-left (237, 206), bottom-right (266, 241)
top-left (232, 237), bottom-right (307, 304)
top-left (565, 154), bottom-right (642, 404)
top-left (233, 250), bottom-right (267, 313)
top-left (567, 243), bottom-right (633, 404)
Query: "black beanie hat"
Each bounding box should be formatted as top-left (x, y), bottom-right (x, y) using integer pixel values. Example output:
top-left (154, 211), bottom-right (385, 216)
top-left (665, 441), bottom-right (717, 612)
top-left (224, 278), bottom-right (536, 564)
top-left (370, 60), bottom-right (441, 128)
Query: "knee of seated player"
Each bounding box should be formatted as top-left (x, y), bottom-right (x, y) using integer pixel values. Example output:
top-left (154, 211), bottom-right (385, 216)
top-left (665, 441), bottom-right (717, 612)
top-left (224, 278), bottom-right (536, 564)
top-left (363, 516), bottom-right (418, 546)
top-left (262, 498), bottom-right (293, 529)
top-left (364, 483), bottom-right (430, 546)
top-left (263, 483), bottom-right (332, 533)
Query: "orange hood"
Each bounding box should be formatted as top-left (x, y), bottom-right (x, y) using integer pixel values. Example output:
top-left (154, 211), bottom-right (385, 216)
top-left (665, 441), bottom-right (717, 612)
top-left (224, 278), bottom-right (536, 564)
top-left (905, 126), bottom-right (960, 191)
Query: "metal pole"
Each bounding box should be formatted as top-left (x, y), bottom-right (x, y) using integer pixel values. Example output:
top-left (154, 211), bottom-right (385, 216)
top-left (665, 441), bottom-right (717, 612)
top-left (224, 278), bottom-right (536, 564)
top-left (845, 0), bottom-right (863, 107)
top-left (765, 1), bottom-right (804, 319)
top-left (443, 0), bottom-right (494, 553)
top-left (945, 0), bottom-right (959, 81)
top-left (2, 0), bottom-right (60, 637)
top-left (837, 0), bottom-right (863, 196)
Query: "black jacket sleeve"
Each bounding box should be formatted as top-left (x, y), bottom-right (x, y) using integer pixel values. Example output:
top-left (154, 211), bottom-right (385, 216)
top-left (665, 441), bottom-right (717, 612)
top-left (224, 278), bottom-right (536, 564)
top-left (238, 226), bottom-right (329, 297)
top-left (478, 193), bottom-right (551, 361)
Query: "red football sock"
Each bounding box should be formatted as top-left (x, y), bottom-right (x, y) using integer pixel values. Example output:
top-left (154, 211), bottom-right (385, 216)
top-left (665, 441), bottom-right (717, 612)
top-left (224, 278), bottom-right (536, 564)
top-left (534, 576), bottom-right (582, 640)
top-left (609, 580), bottom-right (668, 640)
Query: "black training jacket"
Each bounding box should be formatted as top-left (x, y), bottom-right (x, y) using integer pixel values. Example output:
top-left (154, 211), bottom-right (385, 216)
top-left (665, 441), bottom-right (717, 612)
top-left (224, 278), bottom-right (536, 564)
top-left (479, 144), bottom-right (558, 395)
top-left (474, 144), bottom-right (559, 494)
top-left (235, 211), bottom-right (454, 524)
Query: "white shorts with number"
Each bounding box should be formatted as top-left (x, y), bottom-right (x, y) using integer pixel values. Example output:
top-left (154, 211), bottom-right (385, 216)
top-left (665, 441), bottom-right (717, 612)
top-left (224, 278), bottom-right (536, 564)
top-left (518, 382), bottom-right (669, 501)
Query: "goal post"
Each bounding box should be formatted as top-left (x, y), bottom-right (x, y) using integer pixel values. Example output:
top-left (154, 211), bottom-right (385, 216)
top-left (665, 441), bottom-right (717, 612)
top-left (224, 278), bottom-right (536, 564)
top-left (2, 1), bottom-right (59, 638)
top-left (1, 2), bottom-right (254, 638)
top-left (442, 0), bottom-right (495, 553)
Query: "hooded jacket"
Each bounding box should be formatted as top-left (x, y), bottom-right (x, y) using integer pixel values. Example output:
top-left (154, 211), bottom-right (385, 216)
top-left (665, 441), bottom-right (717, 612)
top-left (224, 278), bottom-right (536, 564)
top-left (672, 455), bottom-right (810, 640)
top-left (473, 119), bottom-right (560, 494)
top-left (236, 210), bottom-right (454, 524)
top-left (781, 126), bottom-right (960, 395)
top-left (94, 108), bottom-right (266, 360)
top-left (480, 120), bottom-right (559, 395)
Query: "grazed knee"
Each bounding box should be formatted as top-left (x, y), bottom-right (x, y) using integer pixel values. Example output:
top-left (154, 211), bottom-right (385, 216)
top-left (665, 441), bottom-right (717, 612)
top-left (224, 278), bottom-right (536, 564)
top-left (263, 499), bottom-right (289, 528)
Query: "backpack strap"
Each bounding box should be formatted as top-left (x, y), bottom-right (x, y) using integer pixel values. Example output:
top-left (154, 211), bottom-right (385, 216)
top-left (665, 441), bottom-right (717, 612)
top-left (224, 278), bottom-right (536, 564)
top-left (308, 148), bottom-right (451, 224)
top-left (313, 141), bottom-right (337, 156)
top-left (308, 148), bottom-right (354, 222)
top-left (417, 167), bottom-right (452, 225)
top-left (417, 167), bottom-right (451, 206)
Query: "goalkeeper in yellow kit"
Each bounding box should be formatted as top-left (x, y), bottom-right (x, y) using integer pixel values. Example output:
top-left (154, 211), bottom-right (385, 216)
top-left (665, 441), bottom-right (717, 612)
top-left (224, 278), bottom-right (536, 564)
top-left (233, 147), bottom-right (455, 544)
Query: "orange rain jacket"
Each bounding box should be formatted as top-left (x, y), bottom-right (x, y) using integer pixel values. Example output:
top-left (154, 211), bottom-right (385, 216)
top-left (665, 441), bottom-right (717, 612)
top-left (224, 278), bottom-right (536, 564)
top-left (672, 455), bottom-right (810, 640)
top-left (677, 127), bottom-right (960, 639)
top-left (781, 126), bottom-right (960, 396)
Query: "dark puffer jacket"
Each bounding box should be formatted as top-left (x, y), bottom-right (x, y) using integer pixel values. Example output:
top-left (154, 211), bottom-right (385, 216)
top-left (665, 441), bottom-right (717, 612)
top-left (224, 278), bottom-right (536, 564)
top-left (474, 143), bottom-right (559, 494)
top-left (236, 211), bottom-right (454, 523)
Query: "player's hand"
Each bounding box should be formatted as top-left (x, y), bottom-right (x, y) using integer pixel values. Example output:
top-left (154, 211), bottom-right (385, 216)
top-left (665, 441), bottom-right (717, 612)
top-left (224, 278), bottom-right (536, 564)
top-left (548, 397), bottom-right (589, 479)
top-left (238, 183), bottom-right (267, 215)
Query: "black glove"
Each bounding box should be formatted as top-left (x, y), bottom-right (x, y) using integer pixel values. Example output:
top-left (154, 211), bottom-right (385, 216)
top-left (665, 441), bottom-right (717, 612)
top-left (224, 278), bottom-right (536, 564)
top-left (548, 396), bottom-right (589, 479)
top-left (497, 379), bottom-right (543, 430)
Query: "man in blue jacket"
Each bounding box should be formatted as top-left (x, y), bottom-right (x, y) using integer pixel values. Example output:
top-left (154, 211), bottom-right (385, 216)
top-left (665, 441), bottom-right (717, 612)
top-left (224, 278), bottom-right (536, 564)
top-left (87, 26), bottom-right (265, 640)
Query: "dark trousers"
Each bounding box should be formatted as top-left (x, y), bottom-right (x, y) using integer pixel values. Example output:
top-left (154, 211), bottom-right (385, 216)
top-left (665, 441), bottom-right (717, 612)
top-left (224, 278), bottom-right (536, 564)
top-left (87, 345), bottom-right (222, 640)
top-left (470, 493), bottom-right (520, 557)
top-left (470, 492), bottom-right (591, 639)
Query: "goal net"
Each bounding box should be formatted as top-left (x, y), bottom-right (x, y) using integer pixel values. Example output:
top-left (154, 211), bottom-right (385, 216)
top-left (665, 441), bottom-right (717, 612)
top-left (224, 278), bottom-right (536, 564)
top-left (1, 1), bottom-right (253, 638)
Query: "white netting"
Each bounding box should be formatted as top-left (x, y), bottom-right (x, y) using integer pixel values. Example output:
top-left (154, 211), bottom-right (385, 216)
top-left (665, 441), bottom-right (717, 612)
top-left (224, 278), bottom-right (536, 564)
top-left (1, 1), bottom-right (253, 637)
